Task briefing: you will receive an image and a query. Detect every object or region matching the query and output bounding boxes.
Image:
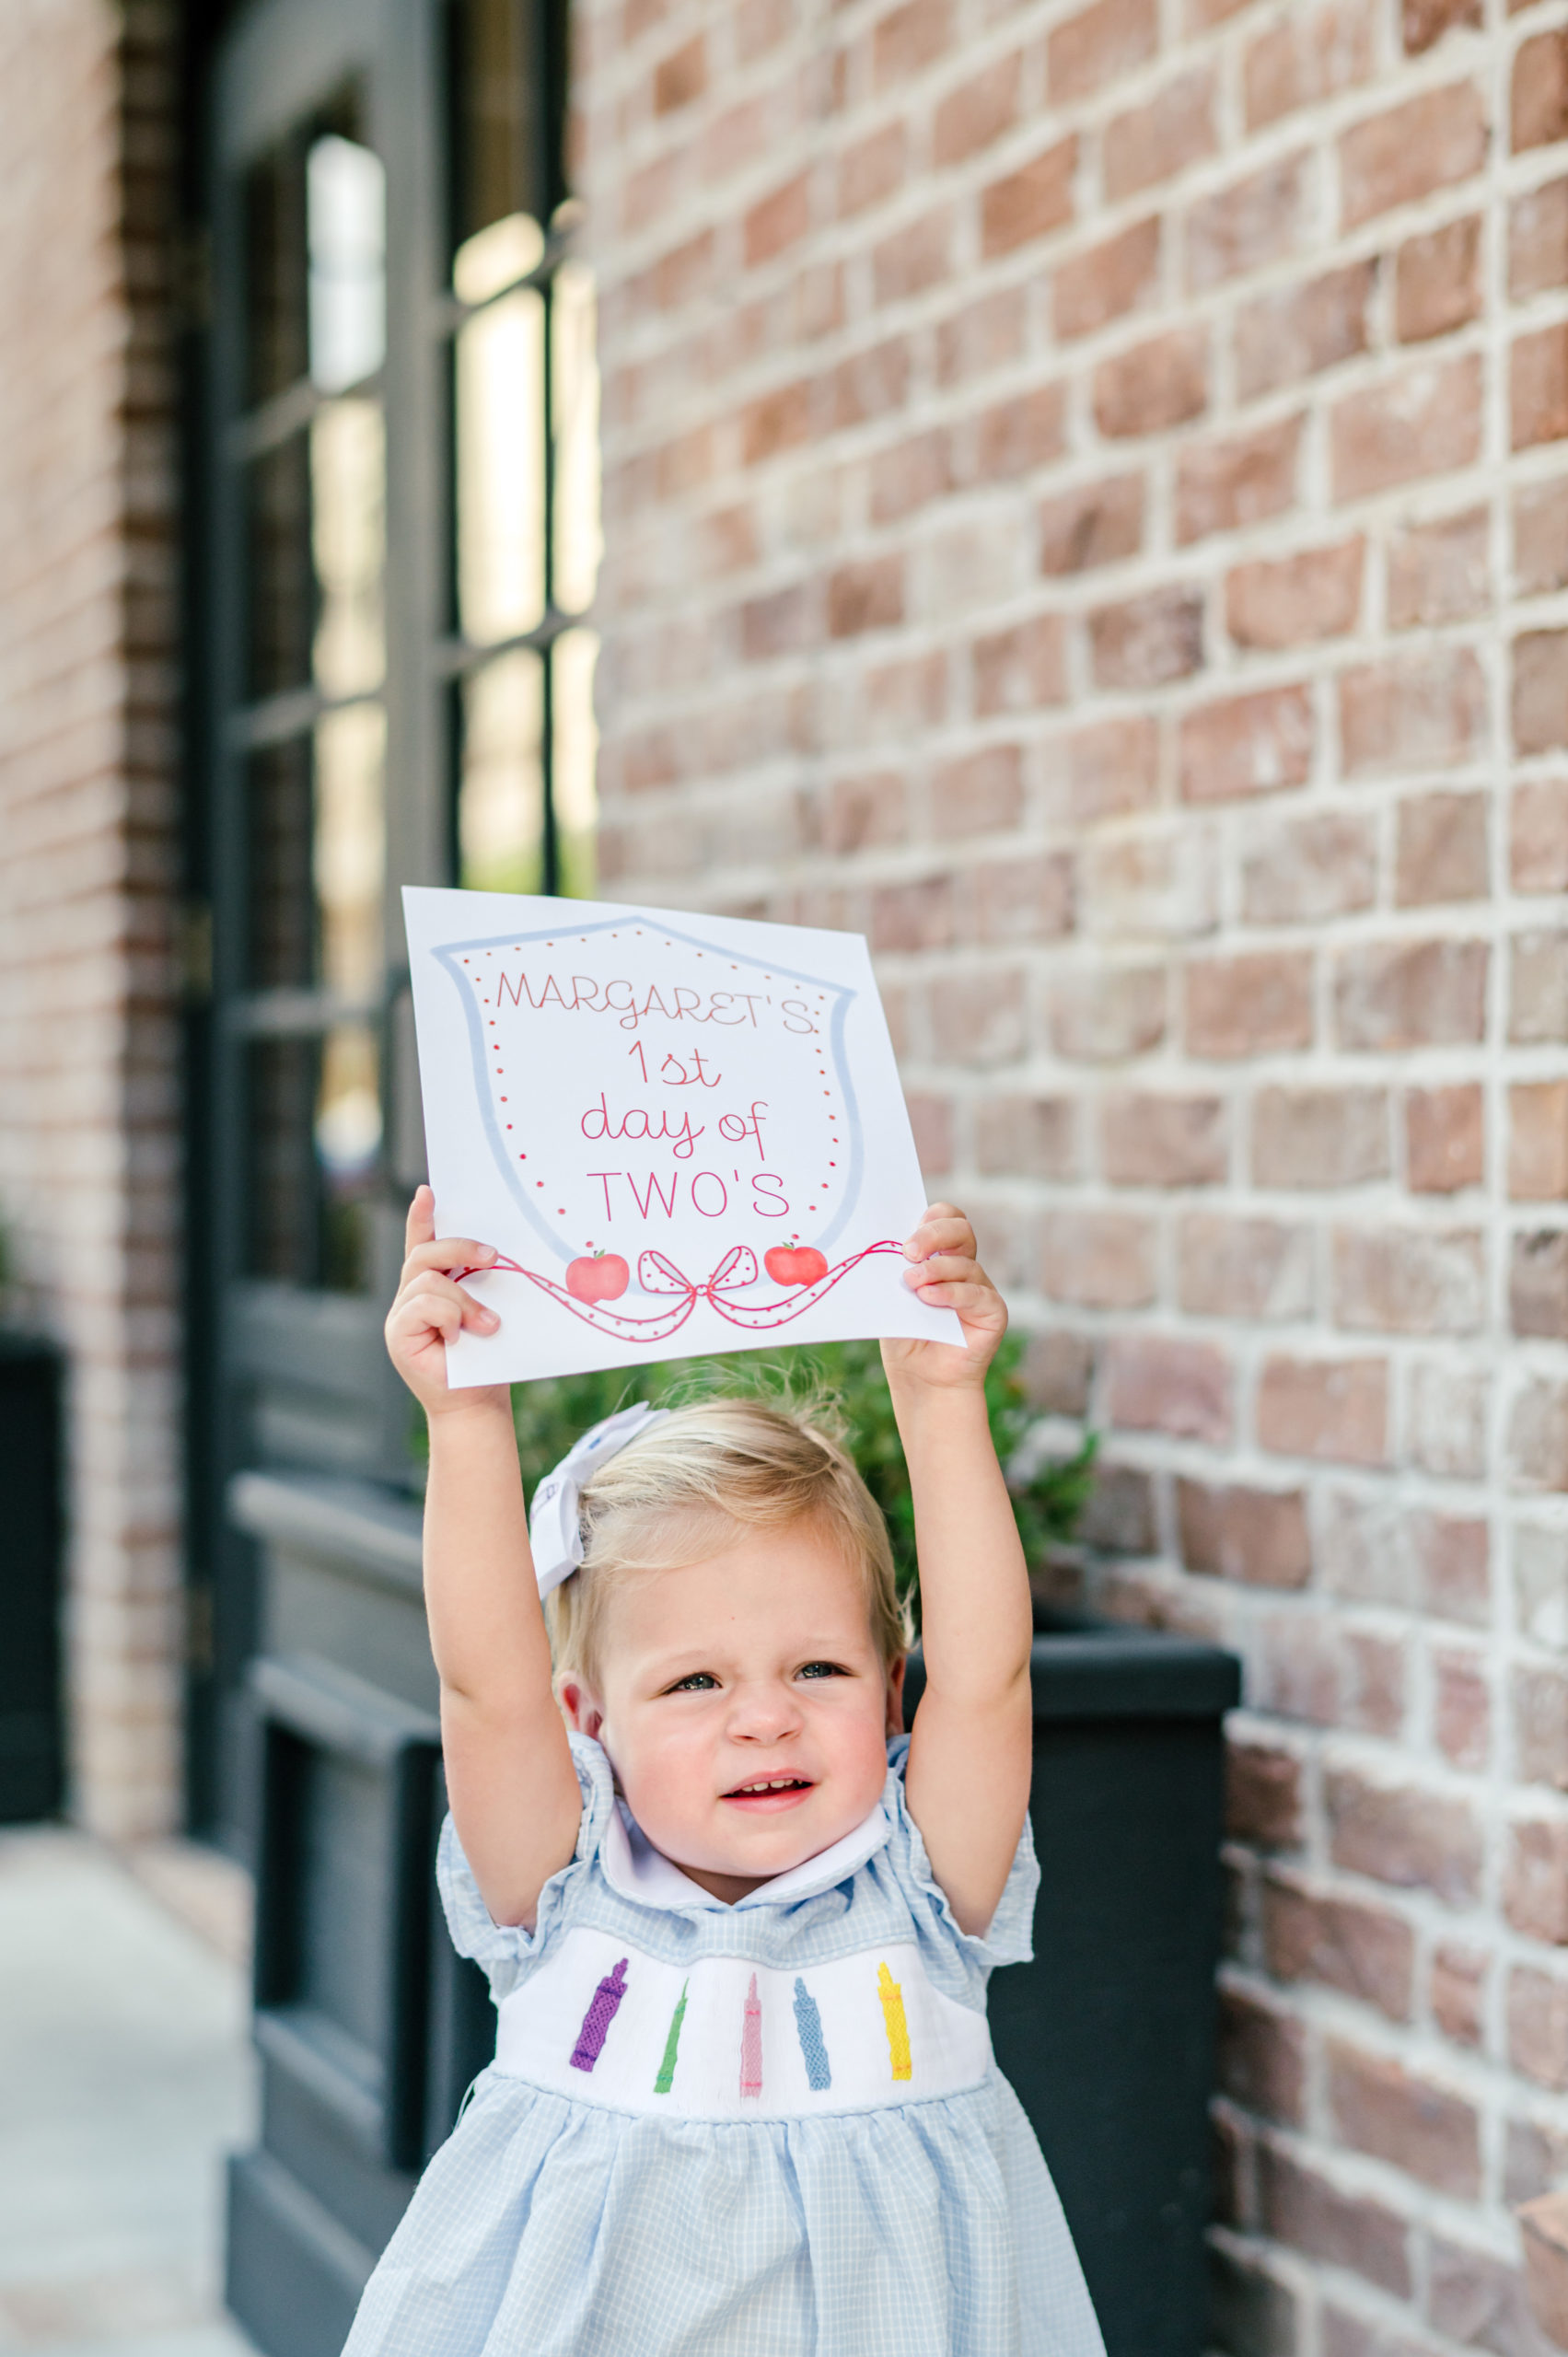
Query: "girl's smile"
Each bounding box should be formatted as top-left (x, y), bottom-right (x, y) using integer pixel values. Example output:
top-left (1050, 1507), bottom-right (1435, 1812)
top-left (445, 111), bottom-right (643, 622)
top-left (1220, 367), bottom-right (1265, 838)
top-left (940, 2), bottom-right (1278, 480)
top-left (721, 1774), bottom-right (817, 1810)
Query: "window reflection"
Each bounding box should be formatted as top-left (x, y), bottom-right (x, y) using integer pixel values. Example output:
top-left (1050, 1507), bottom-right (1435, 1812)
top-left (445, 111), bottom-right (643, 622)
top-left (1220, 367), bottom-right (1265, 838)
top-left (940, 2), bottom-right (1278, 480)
top-left (244, 130), bottom-right (386, 708)
top-left (443, 0), bottom-right (594, 898)
top-left (314, 702), bottom-right (386, 1000)
top-left (248, 739), bottom-right (313, 989)
top-left (245, 116), bottom-right (383, 409)
top-left (316, 1022), bottom-right (383, 1203)
top-left (245, 1027), bottom-right (381, 1294)
top-left (244, 707), bottom-right (384, 999)
top-left (308, 134), bottom-right (386, 393)
top-left (247, 1037), bottom-right (316, 1282)
top-left (454, 210), bottom-right (543, 306)
top-left (311, 398), bottom-right (385, 696)
top-left (246, 434), bottom-right (312, 699)
top-left (552, 259), bottom-right (599, 614)
top-left (448, 0), bottom-right (542, 260)
top-left (458, 651), bottom-right (542, 892)
top-left (245, 140), bottom-right (308, 407)
top-left (454, 276), bottom-right (544, 644)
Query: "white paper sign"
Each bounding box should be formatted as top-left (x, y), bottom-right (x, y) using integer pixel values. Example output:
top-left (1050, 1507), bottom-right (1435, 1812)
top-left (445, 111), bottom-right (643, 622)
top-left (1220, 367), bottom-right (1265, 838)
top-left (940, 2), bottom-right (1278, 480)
top-left (402, 888), bottom-right (964, 1384)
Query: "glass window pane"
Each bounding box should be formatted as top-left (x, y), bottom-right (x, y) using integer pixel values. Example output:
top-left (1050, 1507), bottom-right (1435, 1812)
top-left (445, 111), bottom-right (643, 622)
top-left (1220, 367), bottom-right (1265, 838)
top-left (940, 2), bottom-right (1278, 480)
top-left (453, 288), bottom-right (544, 643)
top-left (296, 1747), bottom-right (391, 2053)
top-left (317, 1021), bottom-right (383, 1286)
top-left (552, 627), bottom-right (598, 899)
top-left (453, 211), bottom-right (543, 308)
top-left (247, 738), bottom-right (314, 989)
top-left (245, 401), bottom-right (384, 703)
top-left (448, 0), bottom-right (541, 261)
top-left (551, 260), bottom-right (599, 615)
top-left (247, 1036), bottom-right (318, 1282)
top-left (246, 432), bottom-right (313, 699)
top-left (245, 1024), bottom-right (381, 1293)
top-left (314, 702), bottom-right (386, 1000)
top-left (244, 138), bottom-right (308, 407)
top-left (457, 650), bottom-right (542, 892)
top-left (245, 708), bottom-right (384, 996)
top-left (308, 134), bottom-right (386, 393)
top-left (311, 398), bottom-right (385, 696)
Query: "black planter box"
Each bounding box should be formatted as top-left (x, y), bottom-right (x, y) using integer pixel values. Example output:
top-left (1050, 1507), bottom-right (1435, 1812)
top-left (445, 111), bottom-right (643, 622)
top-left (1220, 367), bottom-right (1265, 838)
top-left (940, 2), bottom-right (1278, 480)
top-left (0, 1335), bottom-right (64, 1824)
top-left (908, 1610), bottom-right (1241, 2357)
top-left (226, 1476), bottom-right (1238, 2357)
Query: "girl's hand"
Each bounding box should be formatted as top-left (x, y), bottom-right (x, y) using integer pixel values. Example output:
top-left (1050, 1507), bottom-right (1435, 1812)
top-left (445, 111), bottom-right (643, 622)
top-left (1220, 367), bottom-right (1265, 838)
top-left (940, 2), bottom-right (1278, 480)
top-left (384, 1185), bottom-right (510, 1418)
top-left (881, 1203), bottom-right (1006, 1395)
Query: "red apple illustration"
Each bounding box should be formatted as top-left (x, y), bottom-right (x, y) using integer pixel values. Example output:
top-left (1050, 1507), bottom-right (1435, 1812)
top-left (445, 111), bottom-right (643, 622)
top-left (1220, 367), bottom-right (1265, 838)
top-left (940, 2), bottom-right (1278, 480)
top-left (566, 1250), bottom-right (630, 1304)
top-left (764, 1241), bottom-right (829, 1287)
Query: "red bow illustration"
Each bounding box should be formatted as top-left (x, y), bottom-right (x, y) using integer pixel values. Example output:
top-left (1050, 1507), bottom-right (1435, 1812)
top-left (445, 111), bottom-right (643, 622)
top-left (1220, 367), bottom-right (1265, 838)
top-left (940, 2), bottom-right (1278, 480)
top-left (472, 1241), bottom-right (901, 1341)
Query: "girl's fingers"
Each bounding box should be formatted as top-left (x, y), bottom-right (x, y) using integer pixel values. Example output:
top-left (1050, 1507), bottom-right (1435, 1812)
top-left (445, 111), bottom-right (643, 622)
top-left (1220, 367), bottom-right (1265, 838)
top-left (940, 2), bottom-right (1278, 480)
top-left (912, 1279), bottom-right (1004, 1317)
top-left (389, 1293), bottom-right (462, 1344)
top-left (905, 1213), bottom-right (976, 1260)
top-left (401, 1269), bottom-right (481, 1312)
top-left (404, 1185), bottom-right (436, 1255)
top-left (910, 1209), bottom-right (971, 1239)
top-left (389, 1283), bottom-right (460, 1335)
top-left (392, 1271), bottom-right (500, 1334)
top-left (903, 1251), bottom-right (983, 1287)
top-left (401, 1235), bottom-right (497, 1282)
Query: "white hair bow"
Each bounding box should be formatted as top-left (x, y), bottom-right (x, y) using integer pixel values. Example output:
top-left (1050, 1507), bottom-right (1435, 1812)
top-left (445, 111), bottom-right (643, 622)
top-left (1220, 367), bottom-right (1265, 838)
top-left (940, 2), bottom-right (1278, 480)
top-left (528, 1401), bottom-right (670, 1598)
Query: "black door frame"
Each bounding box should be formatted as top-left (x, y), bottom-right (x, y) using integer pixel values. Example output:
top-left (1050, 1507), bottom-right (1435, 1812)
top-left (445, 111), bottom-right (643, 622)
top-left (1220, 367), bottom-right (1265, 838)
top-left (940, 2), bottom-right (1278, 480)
top-left (185, 0), bottom-right (581, 1847)
top-left (190, 0), bottom-right (447, 1849)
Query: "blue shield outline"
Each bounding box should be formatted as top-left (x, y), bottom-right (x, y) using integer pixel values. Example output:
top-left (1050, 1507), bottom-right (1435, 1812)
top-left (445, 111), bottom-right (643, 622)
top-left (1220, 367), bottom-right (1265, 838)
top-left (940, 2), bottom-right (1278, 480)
top-left (431, 910), bottom-right (865, 1287)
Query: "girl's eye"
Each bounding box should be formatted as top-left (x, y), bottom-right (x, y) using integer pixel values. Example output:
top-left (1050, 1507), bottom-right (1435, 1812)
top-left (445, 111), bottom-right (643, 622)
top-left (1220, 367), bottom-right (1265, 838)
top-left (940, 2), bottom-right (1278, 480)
top-left (665, 1671), bottom-right (717, 1693)
top-left (798, 1661), bottom-right (847, 1680)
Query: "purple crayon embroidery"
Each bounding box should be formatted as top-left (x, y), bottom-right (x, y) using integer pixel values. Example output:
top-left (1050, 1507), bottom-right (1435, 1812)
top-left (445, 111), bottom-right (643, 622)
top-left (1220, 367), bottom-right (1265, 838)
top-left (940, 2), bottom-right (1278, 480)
top-left (739, 1971), bottom-right (763, 2099)
top-left (570, 1956), bottom-right (629, 2072)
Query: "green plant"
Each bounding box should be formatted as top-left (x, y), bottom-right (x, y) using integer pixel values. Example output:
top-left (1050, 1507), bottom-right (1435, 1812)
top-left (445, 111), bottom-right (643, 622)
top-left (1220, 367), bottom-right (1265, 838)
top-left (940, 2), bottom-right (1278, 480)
top-left (481, 1333), bottom-right (1097, 1618)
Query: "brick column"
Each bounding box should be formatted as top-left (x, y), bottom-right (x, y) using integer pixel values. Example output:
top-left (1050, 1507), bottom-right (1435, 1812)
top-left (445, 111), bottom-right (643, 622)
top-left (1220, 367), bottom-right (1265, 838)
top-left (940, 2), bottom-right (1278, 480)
top-left (575, 0), bottom-right (1568, 2343)
top-left (0, 0), bottom-right (183, 1839)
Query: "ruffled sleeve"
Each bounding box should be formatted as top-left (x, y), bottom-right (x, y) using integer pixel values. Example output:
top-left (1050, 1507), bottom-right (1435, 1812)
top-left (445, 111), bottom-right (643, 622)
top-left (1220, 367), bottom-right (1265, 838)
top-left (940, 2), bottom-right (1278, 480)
top-left (883, 1735), bottom-right (1040, 1984)
top-left (436, 1732), bottom-right (616, 2002)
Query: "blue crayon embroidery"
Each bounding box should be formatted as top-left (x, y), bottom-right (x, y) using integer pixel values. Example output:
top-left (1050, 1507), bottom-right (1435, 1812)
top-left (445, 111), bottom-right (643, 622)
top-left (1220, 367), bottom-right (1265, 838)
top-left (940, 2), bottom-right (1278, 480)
top-left (570, 1956), bottom-right (628, 2072)
top-left (792, 1977), bottom-right (831, 2090)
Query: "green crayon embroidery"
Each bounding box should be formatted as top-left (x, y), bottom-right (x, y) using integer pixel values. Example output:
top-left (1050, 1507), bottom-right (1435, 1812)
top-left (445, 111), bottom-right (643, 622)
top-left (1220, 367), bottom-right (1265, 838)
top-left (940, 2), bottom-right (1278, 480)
top-left (654, 1980), bottom-right (689, 2095)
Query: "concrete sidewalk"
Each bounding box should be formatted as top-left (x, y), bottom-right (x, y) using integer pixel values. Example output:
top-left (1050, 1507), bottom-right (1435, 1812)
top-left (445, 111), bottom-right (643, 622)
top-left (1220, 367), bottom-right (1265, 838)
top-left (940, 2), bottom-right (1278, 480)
top-left (0, 1829), bottom-right (260, 2357)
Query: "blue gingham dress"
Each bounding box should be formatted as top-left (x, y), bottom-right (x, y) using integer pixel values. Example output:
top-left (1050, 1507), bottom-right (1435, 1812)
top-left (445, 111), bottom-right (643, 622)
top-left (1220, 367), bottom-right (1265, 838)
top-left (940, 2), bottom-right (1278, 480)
top-left (342, 1735), bottom-right (1106, 2357)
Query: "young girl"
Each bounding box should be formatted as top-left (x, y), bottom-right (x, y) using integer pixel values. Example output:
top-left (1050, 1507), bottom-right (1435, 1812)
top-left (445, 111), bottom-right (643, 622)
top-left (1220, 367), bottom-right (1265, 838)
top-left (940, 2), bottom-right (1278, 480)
top-left (350, 1182), bottom-right (1106, 2357)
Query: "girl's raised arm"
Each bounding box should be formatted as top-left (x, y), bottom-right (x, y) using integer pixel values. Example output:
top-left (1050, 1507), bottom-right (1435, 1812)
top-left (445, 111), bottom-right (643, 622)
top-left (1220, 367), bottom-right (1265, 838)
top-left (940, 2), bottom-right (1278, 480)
top-left (883, 1208), bottom-right (1035, 1937)
top-left (385, 1185), bottom-right (581, 1928)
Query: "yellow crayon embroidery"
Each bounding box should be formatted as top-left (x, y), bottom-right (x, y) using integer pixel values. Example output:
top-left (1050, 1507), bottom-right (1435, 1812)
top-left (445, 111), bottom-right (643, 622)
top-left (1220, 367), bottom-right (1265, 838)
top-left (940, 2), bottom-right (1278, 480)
top-left (877, 1960), bottom-right (912, 2082)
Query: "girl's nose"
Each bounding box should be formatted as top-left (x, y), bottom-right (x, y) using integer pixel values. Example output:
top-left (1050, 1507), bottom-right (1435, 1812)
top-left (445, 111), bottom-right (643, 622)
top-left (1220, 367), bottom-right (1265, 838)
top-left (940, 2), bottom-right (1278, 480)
top-left (727, 1682), bottom-right (803, 1741)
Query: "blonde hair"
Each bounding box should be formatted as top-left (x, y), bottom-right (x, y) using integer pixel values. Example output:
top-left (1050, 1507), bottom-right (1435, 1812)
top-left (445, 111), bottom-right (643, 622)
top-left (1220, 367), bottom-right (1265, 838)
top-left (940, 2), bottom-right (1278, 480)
top-left (543, 1395), bottom-right (910, 1684)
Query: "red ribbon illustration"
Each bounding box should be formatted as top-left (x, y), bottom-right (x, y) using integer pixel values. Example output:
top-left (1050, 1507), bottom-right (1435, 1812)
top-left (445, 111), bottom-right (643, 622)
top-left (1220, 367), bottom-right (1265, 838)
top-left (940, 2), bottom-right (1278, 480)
top-left (466, 1240), bottom-right (902, 1341)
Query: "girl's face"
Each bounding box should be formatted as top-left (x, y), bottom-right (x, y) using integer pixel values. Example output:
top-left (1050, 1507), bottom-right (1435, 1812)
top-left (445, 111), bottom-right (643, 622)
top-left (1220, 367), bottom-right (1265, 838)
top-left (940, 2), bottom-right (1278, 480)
top-left (557, 1520), bottom-right (904, 1904)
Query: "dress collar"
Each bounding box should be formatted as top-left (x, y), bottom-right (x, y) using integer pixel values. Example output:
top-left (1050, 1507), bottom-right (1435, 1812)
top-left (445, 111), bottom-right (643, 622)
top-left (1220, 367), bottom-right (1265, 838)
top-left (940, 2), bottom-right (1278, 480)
top-left (600, 1795), bottom-right (891, 1912)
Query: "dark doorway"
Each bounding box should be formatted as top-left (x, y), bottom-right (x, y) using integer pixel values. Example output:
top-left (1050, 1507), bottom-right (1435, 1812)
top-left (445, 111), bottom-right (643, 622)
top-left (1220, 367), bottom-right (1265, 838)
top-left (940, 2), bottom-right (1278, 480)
top-left (190, 0), bottom-right (593, 2336)
top-left (191, 0), bottom-right (593, 1852)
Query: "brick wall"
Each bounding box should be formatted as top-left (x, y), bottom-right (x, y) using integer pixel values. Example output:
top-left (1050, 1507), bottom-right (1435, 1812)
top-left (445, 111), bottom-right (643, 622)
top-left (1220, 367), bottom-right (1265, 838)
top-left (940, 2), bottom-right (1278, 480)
top-left (0, 0), bottom-right (183, 1840)
top-left (577, 0), bottom-right (1568, 2342)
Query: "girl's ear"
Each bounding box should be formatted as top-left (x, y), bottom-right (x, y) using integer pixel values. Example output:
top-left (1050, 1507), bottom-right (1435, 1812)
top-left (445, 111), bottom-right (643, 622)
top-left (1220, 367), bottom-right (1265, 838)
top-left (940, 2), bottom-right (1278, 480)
top-left (555, 1670), bottom-right (606, 1739)
top-left (884, 1654), bottom-right (907, 1739)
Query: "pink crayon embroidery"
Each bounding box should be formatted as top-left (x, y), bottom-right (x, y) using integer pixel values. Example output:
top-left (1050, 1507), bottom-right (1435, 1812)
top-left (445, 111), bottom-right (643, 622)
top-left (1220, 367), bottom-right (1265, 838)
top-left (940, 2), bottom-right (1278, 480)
top-left (739, 1971), bottom-right (763, 2099)
top-left (570, 1956), bottom-right (629, 2072)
